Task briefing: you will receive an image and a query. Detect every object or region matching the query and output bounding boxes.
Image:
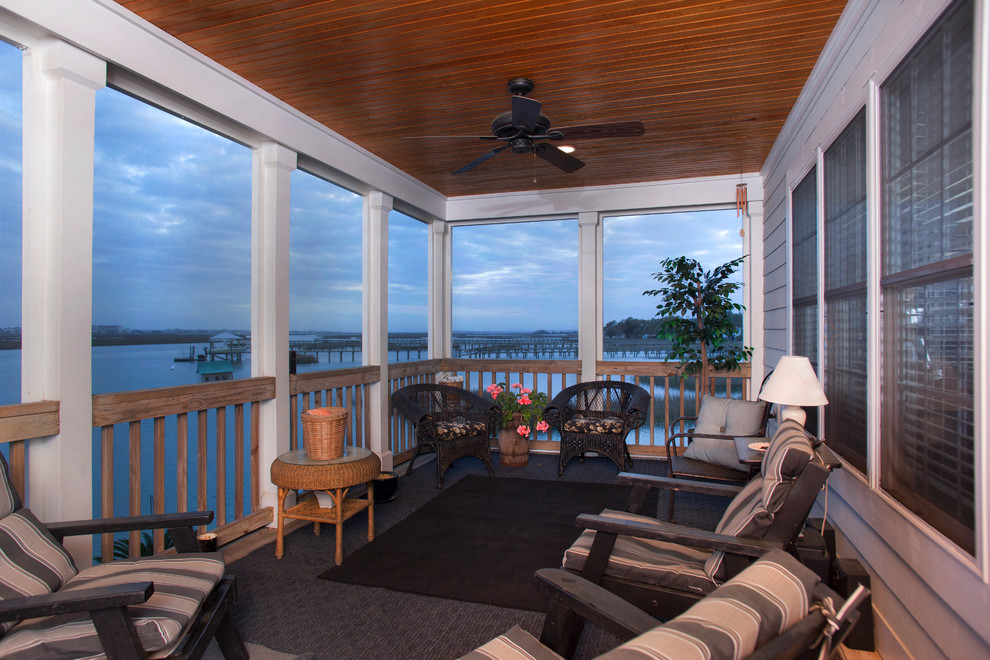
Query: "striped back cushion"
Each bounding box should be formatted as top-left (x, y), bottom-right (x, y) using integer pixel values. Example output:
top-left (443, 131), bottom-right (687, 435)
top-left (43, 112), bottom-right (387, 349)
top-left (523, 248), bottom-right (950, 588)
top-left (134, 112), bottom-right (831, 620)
top-left (600, 550), bottom-right (818, 660)
top-left (459, 624), bottom-right (563, 660)
top-left (0, 553), bottom-right (225, 657)
top-left (761, 420), bottom-right (814, 512)
top-left (0, 508), bottom-right (78, 634)
top-left (704, 478), bottom-right (772, 580)
top-left (0, 454), bottom-right (22, 519)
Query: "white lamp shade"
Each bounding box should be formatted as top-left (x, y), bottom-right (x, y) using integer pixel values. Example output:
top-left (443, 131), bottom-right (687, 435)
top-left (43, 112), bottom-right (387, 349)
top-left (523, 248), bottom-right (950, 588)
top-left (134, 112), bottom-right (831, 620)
top-left (759, 356), bottom-right (828, 406)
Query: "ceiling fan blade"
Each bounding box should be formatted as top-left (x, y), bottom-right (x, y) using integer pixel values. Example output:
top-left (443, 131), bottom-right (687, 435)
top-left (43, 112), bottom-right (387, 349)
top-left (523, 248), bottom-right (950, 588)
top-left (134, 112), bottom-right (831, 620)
top-left (534, 143), bottom-right (585, 173)
top-left (511, 95), bottom-right (542, 131)
top-left (551, 121), bottom-right (646, 140)
top-left (404, 135), bottom-right (499, 140)
top-left (453, 144), bottom-right (510, 174)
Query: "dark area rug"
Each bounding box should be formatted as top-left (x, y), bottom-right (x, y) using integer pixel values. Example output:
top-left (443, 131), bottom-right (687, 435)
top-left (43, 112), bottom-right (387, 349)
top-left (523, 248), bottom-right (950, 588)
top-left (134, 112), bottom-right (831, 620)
top-left (319, 474), bottom-right (634, 611)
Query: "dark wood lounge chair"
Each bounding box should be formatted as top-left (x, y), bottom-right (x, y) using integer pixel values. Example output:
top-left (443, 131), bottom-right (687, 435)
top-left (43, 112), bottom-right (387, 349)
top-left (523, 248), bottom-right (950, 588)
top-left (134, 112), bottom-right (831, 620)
top-left (0, 454), bottom-right (247, 659)
top-left (462, 549), bottom-right (867, 660)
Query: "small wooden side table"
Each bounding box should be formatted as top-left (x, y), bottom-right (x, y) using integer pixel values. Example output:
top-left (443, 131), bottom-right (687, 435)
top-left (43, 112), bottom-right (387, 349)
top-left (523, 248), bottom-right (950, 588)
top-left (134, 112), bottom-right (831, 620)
top-left (270, 446), bottom-right (381, 565)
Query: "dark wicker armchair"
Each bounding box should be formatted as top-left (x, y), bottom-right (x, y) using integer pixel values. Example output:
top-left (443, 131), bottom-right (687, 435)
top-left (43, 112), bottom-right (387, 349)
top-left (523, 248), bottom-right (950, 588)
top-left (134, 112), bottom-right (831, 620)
top-left (392, 382), bottom-right (502, 488)
top-left (542, 380), bottom-right (650, 476)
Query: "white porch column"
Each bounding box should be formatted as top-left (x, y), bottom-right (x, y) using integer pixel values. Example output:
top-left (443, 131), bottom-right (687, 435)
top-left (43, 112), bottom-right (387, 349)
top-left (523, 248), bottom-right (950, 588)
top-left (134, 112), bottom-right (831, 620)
top-left (577, 211), bottom-right (600, 382)
top-left (252, 142), bottom-right (296, 513)
top-left (428, 219), bottom-right (449, 359)
top-left (364, 192), bottom-right (393, 470)
top-left (21, 39), bottom-right (105, 564)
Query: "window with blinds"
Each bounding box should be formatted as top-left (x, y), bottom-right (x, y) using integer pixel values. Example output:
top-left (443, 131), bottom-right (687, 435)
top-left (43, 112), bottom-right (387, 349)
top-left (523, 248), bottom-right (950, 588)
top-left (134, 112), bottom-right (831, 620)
top-left (880, 0), bottom-right (974, 553)
top-left (791, 168), bottom-right (819, 434)
top-left (823, 111), bottom-right (868, 472)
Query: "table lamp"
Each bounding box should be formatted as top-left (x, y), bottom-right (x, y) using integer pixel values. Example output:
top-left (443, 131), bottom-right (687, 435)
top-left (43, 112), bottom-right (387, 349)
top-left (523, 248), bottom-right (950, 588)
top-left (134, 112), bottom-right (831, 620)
top-left (759, 355), bottom-right (828, 426)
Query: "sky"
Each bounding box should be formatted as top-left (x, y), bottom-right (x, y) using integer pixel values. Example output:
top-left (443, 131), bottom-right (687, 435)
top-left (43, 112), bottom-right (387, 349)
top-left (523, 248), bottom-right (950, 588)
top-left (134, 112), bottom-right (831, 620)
top-left (0, 41), bottom-right (744, 335)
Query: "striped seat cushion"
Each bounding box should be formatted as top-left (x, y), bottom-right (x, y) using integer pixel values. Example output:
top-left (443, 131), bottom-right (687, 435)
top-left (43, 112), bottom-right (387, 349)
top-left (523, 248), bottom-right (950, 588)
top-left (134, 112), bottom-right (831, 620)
top-left (599, 550), bottom-right (818, 660)
top-left (562, 417), bottom-right (624, 434)
top-left (563, 510), bottom-right (717, 595)
top-left (761, 420), bottom-right (815, 512)
top-left (0, 553), bottom-right (225, 658)
top-left (704, 479), bottom-right (772, 581)
top-left (459, 624), bottom-right (563, 660)
top-left (0, 454), bottom-right (21, 519)
top-left (0, 508), bottom-right (78, 635)
top-left (703, 422), bottom-right (815, 581)
top-left (436, 420), bottom-right (488, 441)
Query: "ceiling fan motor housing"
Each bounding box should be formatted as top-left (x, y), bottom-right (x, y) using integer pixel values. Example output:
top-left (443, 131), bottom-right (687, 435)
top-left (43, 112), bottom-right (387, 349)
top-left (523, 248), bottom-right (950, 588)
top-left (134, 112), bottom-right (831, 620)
top-left (491, 111), bottom-right (551, 138)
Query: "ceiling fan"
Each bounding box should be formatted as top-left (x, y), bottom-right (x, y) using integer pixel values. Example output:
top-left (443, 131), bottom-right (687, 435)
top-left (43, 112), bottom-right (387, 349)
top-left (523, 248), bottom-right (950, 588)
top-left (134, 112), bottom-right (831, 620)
top-left (440, 78), bottom-right (646, 175)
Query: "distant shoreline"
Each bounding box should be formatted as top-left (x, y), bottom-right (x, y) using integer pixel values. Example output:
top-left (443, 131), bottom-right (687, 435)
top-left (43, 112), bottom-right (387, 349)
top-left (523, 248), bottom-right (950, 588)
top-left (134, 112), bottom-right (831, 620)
top-left (0, 333), bottom-right (216, 350)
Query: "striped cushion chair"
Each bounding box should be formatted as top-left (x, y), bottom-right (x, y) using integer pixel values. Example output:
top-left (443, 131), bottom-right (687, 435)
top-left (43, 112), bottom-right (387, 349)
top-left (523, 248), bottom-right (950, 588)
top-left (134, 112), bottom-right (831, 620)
top-left (562, 420), bottom-right (822, 616)
top-left (462, 550), bottom-right (864, 660)
top-left (0, 453), bottom-right (247, 659)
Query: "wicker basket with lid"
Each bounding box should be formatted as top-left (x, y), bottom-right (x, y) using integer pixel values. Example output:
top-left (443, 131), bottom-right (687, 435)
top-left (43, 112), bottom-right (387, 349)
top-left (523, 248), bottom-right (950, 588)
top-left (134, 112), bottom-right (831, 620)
top-left (300, 407), bottom-right (348, 459)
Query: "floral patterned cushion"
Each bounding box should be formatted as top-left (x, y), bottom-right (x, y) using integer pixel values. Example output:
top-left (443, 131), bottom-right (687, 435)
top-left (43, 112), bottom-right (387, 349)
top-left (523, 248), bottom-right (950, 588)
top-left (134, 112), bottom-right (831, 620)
top-left (435, 420), bottom-right (488, 441)
top-left (562, 417), bottom-right (625, 434)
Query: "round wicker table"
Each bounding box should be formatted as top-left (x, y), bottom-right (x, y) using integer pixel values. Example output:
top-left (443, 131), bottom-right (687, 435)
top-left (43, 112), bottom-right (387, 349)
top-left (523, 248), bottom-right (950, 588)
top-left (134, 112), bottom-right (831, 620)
top-left (271, 446), bottom-right (381, 565)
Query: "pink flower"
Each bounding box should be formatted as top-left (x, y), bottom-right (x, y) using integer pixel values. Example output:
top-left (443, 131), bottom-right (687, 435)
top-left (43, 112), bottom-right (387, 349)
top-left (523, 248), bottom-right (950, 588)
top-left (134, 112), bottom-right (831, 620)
top-left (511, 383), bottom-right (523, 390)
top-left (486, 384), bottom-right (503, 399)
top-left (536, 420), bottom-right (549, 432)
top-left (520, 388), bottom-right (532, 395)
top-left (518, 394), bottom-right (532, 405)
top-left (517, 425), bottom-right (531, 437)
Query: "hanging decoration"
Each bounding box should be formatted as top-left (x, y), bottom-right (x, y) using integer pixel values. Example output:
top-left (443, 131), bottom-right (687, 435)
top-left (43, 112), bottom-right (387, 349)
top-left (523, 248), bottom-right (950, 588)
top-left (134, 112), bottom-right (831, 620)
top-left (736, 182), bottom-right (748, 217)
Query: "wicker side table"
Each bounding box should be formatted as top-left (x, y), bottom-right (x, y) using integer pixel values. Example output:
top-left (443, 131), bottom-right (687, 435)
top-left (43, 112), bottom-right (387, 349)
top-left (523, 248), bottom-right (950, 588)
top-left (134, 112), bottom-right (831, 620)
top-left (270, 446), bottom-right (381, 565)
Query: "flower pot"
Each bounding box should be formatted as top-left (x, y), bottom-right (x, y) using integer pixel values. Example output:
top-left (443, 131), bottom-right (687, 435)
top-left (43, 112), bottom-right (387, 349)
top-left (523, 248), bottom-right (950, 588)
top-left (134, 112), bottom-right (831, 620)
top-left (373, 471), bottom-right (399, 503)
top-left (498, 414), bottom-right (530, 467)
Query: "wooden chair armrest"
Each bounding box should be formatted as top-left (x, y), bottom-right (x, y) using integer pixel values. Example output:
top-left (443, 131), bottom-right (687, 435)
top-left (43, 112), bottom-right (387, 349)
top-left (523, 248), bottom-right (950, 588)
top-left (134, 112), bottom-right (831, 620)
top-left (575, 513), bottom-right (782, 557)
top-left (48, 511), bottom-right (214, 538)
top-left (535, 568), bottom-right (657, 642)
top-left (48, 511), bottom-right (215, 552)
top-left (0, 582), bottom-right (153, 622)
top-left (617, 472), bottom-right (745, 498)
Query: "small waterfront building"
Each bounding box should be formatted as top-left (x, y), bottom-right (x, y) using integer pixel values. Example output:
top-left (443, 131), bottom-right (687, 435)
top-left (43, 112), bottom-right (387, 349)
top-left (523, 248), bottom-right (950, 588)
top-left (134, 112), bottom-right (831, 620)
top-left (196, 360), bottom-right (233, 383)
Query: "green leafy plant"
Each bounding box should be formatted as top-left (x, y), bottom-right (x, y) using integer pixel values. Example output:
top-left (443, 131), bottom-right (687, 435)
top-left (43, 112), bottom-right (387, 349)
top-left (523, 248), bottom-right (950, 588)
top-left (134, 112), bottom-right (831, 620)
top-left (644, 255), bottom-right (753, 396)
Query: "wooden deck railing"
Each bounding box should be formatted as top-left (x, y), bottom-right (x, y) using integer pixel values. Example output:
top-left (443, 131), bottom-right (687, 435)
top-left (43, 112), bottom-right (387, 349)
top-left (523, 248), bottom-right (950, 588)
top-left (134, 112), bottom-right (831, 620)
top-left (91, 377), bottom-right (275, 561)
top-left (0, 401), bottom-right (59, 503)
top-left (6, 359), bottom-right (753, 557)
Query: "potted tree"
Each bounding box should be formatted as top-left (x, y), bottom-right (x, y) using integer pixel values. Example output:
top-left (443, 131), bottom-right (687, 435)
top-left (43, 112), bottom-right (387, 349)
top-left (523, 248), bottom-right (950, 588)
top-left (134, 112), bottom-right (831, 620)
top-left (644, 255), bottom-right (753, 397)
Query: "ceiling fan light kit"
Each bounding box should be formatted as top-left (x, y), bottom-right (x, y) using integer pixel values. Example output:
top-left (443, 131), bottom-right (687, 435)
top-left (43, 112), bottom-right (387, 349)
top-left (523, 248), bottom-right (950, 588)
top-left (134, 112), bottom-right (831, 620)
top-left (447, 78), bottom-right (645, 175)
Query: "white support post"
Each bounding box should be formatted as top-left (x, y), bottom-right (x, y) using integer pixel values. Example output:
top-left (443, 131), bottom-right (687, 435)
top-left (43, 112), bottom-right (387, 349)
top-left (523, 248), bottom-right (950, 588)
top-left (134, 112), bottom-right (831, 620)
top-left (252, 142), bottom-right (296, 513)
top-left (364, 192), bottom-right (393, 470)
top-left (428, 219), bottom-right (449, 359)
top-left (577, 211), bottom-right (600, 382)
top-left (21, 39), bottom-right (105, 565)
top-left (744, 191), bottom-right (766, 392)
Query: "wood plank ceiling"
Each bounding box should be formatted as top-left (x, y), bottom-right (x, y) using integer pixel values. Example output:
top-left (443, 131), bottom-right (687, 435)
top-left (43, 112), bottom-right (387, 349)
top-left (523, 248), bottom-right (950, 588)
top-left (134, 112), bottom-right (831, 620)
top-left (117, 0), bottom-right (847, 198)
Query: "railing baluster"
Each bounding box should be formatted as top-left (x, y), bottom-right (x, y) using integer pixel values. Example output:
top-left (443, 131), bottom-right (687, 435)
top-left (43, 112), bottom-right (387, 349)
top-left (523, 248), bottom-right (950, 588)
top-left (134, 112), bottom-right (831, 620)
top-left (101, 425), bottom-right (114, 562)
top-left (198, 409), bottom-right (208, 535)
top-left (177, 412), bottom-right (188, 514)
top-left (128, 420), bottom-right (141, 558)
top-left (251, 402), bottom-right (260, 511)
top-left (216, 406), bottom-right (226, 526)
top-left (153, 416), bottom-right (165, 552)
top-left (234, 402), bottom-right (244, 521)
